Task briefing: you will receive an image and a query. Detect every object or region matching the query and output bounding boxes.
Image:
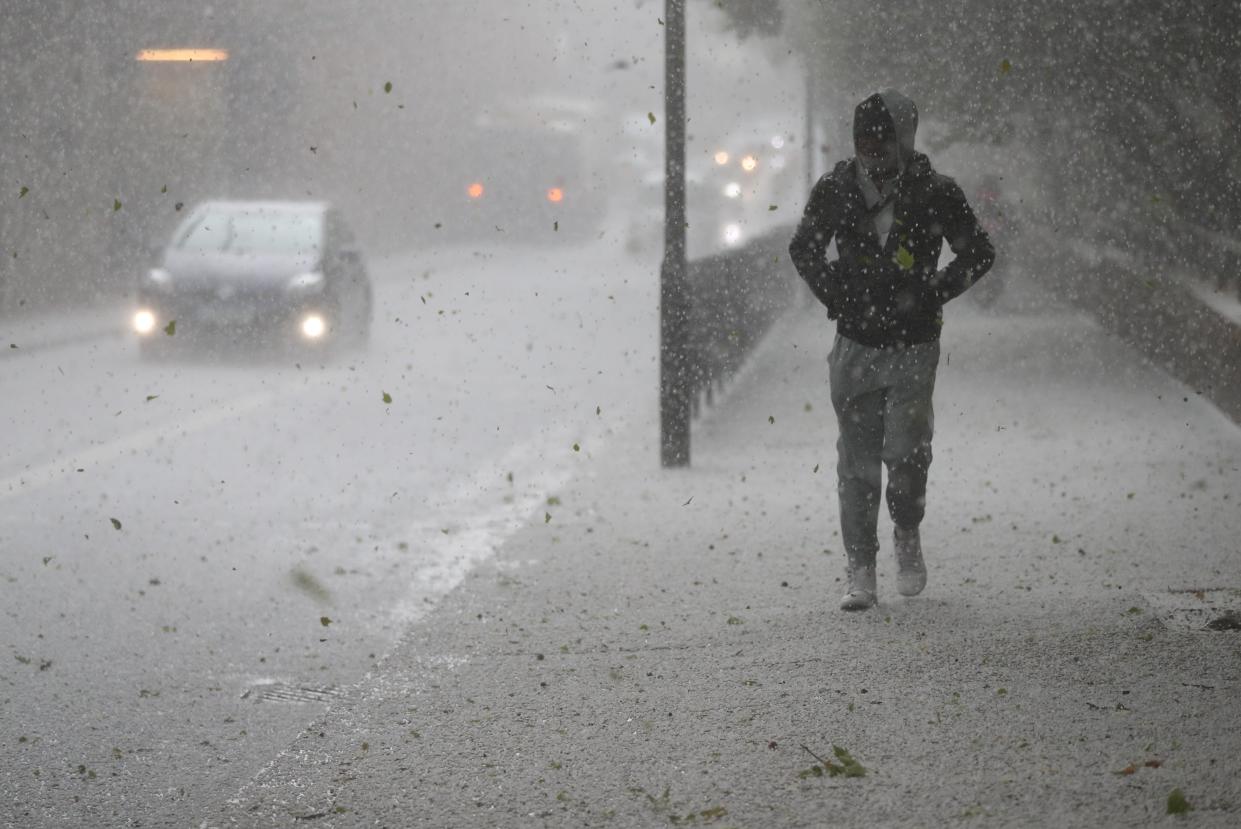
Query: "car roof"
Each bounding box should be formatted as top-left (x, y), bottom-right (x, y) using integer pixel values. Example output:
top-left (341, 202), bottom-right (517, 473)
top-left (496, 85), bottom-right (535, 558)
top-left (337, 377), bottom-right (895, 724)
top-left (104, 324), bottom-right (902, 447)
top-left (193, 200), bottom-right (331, 216)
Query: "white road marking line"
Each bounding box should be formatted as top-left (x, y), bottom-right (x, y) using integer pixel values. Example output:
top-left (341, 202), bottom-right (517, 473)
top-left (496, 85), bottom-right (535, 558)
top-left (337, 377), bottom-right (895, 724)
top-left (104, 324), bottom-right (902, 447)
top-left (0, 389), bottom-right (281, 501)
top-left (389, 425), bottom-right (604, 626)
top-left (222, 419), bottom-right (624, 816)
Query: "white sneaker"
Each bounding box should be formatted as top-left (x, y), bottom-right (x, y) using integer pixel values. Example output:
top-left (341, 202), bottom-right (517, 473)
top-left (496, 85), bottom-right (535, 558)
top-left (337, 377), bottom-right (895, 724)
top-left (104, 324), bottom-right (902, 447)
top-left (839, 564), bottom-right (877, 611)
top-left (894, 526), bottom-right (927, 597)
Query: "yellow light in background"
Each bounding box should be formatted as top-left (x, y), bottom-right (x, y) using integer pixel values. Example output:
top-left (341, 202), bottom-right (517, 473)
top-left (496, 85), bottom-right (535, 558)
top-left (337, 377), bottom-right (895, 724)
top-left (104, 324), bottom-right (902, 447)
top-left (136, 49), bottom-right (230, 63)
top-left (714, 150), bottom-right (729, 165)
top-left (301, 314), bottom-right (326, 339)
top-left (467, 182), bottom-right (484, 199)
top-left (546, 187), bottom-right (564, 203)
top-left (133, 309), bottom-right (156, 334)
top-left (740, 155), bottom-right (758, 172)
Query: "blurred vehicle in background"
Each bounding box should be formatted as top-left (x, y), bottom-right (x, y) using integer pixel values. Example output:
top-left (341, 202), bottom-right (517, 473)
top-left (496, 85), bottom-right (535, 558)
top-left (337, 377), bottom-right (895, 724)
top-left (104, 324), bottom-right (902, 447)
top-left (622, 118), bottom-right (804, 260)
top-left (693, 126), bottom-right (801, 257)
top-left (133, 201), bottom-right (372, 358)
top-left (433, 95), bottom-right (608, 244)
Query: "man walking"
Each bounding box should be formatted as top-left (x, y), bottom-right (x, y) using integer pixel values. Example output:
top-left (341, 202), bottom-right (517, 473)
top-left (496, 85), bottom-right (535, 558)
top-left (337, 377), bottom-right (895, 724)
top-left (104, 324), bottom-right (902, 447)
top-left (789, 89), bottom-right (994, 610)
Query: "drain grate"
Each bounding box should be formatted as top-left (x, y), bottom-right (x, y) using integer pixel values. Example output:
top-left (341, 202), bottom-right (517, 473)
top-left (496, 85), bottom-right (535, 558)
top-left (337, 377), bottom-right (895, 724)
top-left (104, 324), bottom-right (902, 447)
top-left (1141, 588), bottom-right (1241, 633)
top-left (242, 681), bottom-right (345, 704)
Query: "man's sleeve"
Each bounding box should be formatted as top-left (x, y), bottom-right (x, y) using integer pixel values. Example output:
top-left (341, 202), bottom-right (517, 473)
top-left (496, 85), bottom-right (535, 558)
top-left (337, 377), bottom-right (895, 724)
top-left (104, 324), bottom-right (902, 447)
top-left (788, 176), bottom-right (842, 315)
top-left (924, 180), bottom-right (995, 304)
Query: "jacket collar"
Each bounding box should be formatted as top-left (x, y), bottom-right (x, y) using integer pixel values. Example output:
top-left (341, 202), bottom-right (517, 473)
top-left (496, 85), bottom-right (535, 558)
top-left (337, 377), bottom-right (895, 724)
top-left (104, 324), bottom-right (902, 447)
top-left (834, 152), bottom-right (934, 257)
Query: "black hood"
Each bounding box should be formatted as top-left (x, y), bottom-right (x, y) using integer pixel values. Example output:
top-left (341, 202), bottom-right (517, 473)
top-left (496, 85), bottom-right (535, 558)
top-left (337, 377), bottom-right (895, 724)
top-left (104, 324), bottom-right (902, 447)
top-left (853, 89), bottom-right (919, 175)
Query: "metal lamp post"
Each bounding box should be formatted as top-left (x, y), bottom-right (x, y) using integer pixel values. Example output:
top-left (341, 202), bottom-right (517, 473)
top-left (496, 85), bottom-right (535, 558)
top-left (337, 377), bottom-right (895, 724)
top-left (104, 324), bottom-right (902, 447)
top-left (659, 0), bottom-right (690, 467)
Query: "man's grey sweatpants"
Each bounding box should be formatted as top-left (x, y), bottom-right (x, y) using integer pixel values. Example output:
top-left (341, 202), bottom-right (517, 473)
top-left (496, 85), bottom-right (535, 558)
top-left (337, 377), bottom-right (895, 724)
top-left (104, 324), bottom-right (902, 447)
top-left (828, 333), bottom-right (940, 566)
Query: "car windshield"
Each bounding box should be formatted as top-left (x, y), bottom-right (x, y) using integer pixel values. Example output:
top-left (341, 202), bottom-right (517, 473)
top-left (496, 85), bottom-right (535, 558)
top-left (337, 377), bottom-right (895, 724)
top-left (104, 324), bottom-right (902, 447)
top-left (175, 209), bottom-right (322, 257)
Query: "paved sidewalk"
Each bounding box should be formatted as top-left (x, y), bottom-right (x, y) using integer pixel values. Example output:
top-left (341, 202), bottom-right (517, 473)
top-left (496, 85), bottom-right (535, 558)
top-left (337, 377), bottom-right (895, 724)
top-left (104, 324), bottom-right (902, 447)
top-left (216, 302), bottom-right (1241, 828)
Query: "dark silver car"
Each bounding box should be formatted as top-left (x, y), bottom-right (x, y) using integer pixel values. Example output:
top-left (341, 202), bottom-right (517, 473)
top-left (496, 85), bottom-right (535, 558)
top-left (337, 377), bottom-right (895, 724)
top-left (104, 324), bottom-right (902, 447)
top-left (133, 201), bottom-right (372, 357)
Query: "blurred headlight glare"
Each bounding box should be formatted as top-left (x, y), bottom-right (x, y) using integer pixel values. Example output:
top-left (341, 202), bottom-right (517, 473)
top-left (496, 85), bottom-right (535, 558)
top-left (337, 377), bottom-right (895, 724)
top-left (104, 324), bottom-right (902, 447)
top-left (301, 314), bottom-right (326, 339)
top-left (288, 272), bottom-right (324, 291)
top-left (133, 309), bottom-right (156, 334)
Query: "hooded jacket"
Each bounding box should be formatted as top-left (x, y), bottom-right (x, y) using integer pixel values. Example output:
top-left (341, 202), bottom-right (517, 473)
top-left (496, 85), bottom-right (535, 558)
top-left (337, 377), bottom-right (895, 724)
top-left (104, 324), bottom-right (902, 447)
top-left (789, 90), bottom-right (995, 348)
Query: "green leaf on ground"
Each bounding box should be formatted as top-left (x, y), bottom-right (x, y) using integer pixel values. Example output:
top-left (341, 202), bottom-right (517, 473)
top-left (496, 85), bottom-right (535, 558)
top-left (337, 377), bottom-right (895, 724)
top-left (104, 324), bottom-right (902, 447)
top-left (382, 391), bottom-right (392, 404)
top-left (1166, 788), bottom-right (1191, 815)
top-left (19, 186), bottom-right (29, 198)
top-left (320, 616), bottom-right (332, 627)
top-left (113, 199), bottom-right (122, 212)
top-left (163, 320), bottom-right (176, 336)
top-left (383, 81), bottom-right (393, 93)
top-left (145, 395), bottom-right (158, 402)
top-left (1000, 58), bottom-right (1012, 74)
top-left (110, 518), bottom-right (122, 530)
top-left (648, 112), bottom-right (656, 125)
top-left (830, 745), bottom-right (867, 777)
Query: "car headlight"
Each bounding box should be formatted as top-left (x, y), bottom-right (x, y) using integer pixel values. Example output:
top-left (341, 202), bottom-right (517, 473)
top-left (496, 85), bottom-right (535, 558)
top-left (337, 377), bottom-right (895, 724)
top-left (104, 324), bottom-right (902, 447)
top-left (287, 272), bottom-right (324, 291)
top-left (300, 313), bottom-right (327, 339)
top-left (133, 309), bottom-right (157, 334)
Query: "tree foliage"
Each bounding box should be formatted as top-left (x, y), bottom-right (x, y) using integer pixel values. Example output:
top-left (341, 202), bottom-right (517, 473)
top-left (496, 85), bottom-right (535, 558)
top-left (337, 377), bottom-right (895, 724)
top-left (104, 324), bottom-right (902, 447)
top-left (710, 0), bottom-right (783, 40)
top-left (732, 0), bottom-right (1241, 259)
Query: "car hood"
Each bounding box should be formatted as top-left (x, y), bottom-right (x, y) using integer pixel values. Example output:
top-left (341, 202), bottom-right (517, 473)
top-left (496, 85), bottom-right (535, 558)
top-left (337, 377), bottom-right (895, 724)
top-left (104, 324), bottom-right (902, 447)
top-left (161, 250), bottom-right (320, 290)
